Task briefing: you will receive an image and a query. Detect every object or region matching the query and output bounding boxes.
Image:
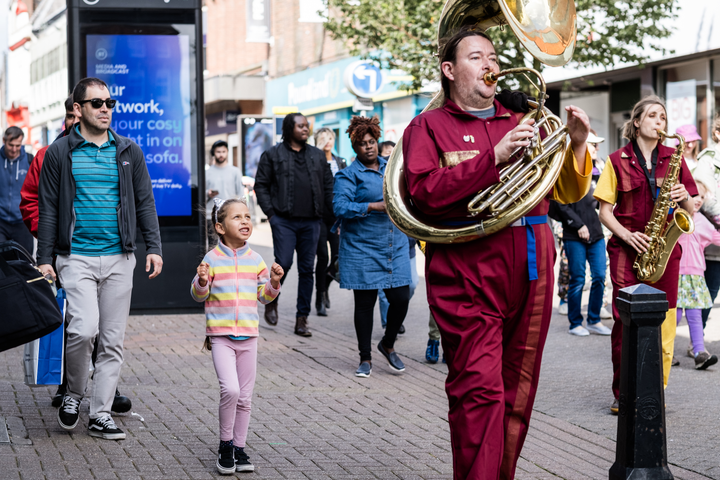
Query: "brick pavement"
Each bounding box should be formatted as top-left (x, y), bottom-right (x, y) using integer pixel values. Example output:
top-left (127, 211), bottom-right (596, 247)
top-left (0, 228), bottom-right (718, 479)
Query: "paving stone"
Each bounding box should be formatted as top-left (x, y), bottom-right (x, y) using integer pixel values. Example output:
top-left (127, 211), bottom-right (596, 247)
top-left (0, 234), bottom-right (716, 479)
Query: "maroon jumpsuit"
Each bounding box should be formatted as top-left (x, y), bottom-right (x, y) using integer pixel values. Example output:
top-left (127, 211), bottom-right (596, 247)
top-left (595, 141), bottom-right (698, 399)
top-left (403, 98), bottom-right (590, 480)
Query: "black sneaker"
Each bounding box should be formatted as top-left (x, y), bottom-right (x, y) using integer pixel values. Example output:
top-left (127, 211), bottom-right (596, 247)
top-left (57, 395), bottom-right (80, 430)
top-left (52, 383), bottom-right (66, 408)
top-left (217, 444), bottom-right (236, 475)
top-left (235, 449), bottom-right (255, 472)
top-left (88, 415), bottom-right (126, 440)
top-left (112, 389), bottom-right (132, 414)
top-left (355, 361), bottom-right (372, 378)
top-left (377, 341), bottom-right (405, 373)
top-left (398, 324), bottom-right (406, 334)
top-left (695, 351), bottom-right (718, 370)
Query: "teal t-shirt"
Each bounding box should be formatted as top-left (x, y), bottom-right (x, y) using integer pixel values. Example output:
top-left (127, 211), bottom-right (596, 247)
top-left (71, 128), bottom-right (123, 256)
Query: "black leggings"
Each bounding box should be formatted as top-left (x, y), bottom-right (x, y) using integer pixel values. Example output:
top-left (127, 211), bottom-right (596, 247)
top-left (353, 286), bottom-right (410, 362)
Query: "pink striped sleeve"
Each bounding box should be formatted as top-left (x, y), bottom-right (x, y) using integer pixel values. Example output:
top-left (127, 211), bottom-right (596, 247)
top-left (256, 259), bottom-right (280, 304)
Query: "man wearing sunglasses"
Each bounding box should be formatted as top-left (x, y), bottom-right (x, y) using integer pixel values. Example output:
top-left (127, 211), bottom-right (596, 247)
top-left (37, 77), bottom-right (163, 441)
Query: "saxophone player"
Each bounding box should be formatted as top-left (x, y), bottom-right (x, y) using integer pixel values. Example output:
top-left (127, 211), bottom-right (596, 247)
top-left (594, 96), bottom-right (698, 414)
top-left (402, 29), bottom-right (592, 480)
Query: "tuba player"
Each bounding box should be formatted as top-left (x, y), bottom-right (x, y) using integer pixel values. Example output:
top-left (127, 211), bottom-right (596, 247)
top-left (403, 29), bottom-right (592, 479)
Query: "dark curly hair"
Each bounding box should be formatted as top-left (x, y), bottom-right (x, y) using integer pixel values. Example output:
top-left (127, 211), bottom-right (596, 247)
top-left (346, 115), bottom-right (382, 144)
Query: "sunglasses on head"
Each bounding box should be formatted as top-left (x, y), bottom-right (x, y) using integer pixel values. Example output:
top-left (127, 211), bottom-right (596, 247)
top-left (78, 98), bottom-right (117, 109)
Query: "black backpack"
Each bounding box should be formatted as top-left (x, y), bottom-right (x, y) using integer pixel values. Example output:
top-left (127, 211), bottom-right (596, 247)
top-left (0, 241), bottom-right (62, 353)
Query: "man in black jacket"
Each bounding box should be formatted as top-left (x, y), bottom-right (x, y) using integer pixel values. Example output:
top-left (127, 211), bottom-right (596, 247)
top-left (550, 131), bottom-right (611, 337)
top-left (38, 78), bottom-right (163, 440)
top-left (255, 113), bottom-right (334, 336)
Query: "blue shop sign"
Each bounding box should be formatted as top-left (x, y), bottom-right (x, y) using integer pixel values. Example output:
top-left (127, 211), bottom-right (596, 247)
top-left (266, 57), bottom-right (405, 114)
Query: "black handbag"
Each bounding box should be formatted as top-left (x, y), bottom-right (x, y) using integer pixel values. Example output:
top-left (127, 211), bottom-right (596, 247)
top-left (0, 242), bottom-right (63, 353)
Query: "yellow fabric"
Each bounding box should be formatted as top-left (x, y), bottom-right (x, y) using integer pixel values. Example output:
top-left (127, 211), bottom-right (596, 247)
top-left (593, 157), bottom-right (618, 205)
top-left (550, 146), bottom-right (593, 204)
top-left (661, 308), bottom-right (677, 389)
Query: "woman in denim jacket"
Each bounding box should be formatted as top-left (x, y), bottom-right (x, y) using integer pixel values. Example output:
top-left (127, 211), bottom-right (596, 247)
top-left (333, 116), bottom-right (411, 378)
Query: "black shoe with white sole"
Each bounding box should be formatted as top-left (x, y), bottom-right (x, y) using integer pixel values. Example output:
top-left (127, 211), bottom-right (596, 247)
top-left (217, 444), bottom-right (236, 475)
top-left (235, 450), bottom-right (255, 472)
top-left (57, 395), bottom-right (80, 430)
top-left (88, 415), bottom-right (126, 440)
top-left (378, 341), bottom-right (405, 373)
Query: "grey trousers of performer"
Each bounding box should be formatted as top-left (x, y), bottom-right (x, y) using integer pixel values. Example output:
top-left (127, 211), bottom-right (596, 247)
top-left (56, 253), bottom-right (136, 419)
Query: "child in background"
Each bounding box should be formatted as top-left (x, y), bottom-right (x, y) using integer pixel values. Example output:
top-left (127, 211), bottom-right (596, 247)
top-left (678, 181), bottom-right (720, 370)
top-left (191, 198), bottom-right (284, 474)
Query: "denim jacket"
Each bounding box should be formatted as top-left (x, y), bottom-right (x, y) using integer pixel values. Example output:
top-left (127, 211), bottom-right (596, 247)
top-left (333, 156), bottom-right (410, 290)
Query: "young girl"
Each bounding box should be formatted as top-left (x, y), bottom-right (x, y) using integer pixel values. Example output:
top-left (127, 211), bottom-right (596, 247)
top-left (594, 95), bottom-right (698, 414)
top-left (191, 198), bottom-right (283, 475)
top-left (677, 181), bottom-right (720, 370)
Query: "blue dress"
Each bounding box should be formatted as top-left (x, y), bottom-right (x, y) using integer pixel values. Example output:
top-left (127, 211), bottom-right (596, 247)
top-left (333, 157), bottom-right (411, 290)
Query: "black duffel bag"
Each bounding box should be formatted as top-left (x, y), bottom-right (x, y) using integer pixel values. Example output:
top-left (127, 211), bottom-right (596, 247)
top-left (0, 242), bottom-right (62, 353)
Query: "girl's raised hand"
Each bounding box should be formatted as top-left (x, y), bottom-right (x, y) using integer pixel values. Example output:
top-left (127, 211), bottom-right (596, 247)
top-left (270, 262), bottom-right (284, 288)
top-left (197, 262), bottom-right (210, 287)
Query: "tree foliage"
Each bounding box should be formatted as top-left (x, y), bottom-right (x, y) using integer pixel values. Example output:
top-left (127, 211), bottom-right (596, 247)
top-left (324, 0), bottom-right (677, 93)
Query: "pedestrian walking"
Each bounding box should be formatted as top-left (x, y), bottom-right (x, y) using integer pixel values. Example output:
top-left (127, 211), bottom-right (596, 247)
top-left (37, 77), bottom-right (163, 440)
top-left (18, 94), bottom-right (134, 412)
top-left (206, 140), bottom-right (243, 247)
top-left (677, 181), bottom-right (720, 370)
top-left (402, 29), bottom-right (592, 480)
top-left (333, 115), bottom-right (411, 378)
top-left (594, 95), bottom-right (697, 414)
top-left (1, 126), bottom-right (34, 254)
top-left (191, 198), bottom-right (283, 475)
top-left (551, 130), bottom-right (611, 337)
top-left (693, 116), bottom-right (720, 328)
top-left (312, 127), bottom-right (346, 316)
top-left (254, 113), bottom-right (334, 336)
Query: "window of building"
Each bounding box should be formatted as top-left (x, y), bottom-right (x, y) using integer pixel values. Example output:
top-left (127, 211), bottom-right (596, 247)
top-left (662, 60), bottom-right (708, 145)
top-left (30, 45), bottom-right (67, 85)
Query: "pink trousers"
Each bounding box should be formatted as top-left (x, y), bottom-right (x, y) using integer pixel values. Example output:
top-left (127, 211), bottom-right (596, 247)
top-left (211, 336), bottom-right (258, 446)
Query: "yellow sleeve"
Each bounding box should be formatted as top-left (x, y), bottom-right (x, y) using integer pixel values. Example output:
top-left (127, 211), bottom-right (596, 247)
top-left (551, 145), bottom-right (592, 204)
top-left (593, 157), bottom-right (618, 205)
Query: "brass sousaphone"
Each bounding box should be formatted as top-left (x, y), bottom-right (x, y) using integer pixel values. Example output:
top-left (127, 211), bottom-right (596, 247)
top-left (383, 0), bottom-right (578, 243)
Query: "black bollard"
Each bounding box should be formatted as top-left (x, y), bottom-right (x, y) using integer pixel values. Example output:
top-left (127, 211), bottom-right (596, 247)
top-left (609, 284), bottom-right (673, 480)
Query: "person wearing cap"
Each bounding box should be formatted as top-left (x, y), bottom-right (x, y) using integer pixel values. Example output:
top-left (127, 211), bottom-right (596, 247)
top-left (674, 124), bottom-right (703, 171)
top-left (206, 140), bottom-right (244, 246)
top-left (550, 130), bottom-right (612, 336)
top-left (694, 116), bottom-right (720, 330)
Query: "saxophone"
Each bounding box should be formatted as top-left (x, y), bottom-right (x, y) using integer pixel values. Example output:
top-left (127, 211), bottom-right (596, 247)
top-left (633, 131), bottom-right (695, 283)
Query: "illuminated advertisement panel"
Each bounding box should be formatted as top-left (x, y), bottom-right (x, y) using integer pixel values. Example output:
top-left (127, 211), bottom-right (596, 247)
top-left (86, 34), bottom-right (192, 216)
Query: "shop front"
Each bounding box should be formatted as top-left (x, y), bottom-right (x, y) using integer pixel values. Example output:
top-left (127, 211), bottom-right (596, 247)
top-left (265, 56), bottom-right (430, 160)
top-left (548, 50), bottom-right (720, 157)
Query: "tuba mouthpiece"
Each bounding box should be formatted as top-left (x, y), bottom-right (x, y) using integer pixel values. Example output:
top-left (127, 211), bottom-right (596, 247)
top-left (483, 72), bottom-right (498, 85)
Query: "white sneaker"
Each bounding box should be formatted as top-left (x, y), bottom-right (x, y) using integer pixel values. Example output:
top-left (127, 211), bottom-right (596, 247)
top-left (558, 303), bottom-right (568, 315)
top-left (568, 326), bottom-right (589, 336)
top-left (586, 322), bottom-right (612, 335)
top-left (599, 307), bottom-right (612, 319)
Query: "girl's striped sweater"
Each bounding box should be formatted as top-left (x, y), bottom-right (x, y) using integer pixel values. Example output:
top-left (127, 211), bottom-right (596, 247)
top-left (191, 241), bottom-right (280, 337)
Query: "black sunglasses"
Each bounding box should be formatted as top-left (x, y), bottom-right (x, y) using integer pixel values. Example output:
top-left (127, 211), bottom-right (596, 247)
top-left (78, 98), bottom-right (117, 109)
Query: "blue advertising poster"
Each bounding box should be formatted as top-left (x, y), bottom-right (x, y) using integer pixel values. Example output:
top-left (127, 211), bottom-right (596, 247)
top-left (86, 34), bottom-right (193, 216)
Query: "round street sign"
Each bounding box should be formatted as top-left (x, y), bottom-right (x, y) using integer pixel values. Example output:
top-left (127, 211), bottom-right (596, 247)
top-left (344, 61), bottom-right (384, 98)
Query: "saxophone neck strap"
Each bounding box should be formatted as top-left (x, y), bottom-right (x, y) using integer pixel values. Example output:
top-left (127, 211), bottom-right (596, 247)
top-left (632, 141), bottom-right (659, 201)
top-left (510, 215), bottom-right (548, 281)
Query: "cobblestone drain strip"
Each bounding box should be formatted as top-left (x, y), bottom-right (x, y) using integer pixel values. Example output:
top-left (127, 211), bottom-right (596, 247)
top-left (0, 417), bottom-right (8, 443)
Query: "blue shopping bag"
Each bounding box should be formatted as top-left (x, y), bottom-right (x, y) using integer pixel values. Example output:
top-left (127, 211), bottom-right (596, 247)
top-left (23, 288), bottom-right (65, 386)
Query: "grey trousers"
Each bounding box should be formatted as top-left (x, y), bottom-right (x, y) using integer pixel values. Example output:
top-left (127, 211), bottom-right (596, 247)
top-left (56, 253), bottom-right (136, 419)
